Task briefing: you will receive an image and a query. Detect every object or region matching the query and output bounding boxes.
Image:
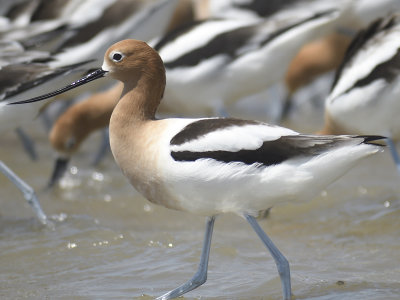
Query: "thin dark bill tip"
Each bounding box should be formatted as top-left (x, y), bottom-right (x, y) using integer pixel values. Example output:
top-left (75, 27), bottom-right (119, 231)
top-left (8, 69), bottom-right (108, 105)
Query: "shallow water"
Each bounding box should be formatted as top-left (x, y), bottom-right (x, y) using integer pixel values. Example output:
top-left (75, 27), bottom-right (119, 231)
top-left (1, 111), bottom-right (400, 300)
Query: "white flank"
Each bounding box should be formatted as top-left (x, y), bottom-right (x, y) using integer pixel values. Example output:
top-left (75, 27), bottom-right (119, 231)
top-left (160, 133), bottom-right (381, 216)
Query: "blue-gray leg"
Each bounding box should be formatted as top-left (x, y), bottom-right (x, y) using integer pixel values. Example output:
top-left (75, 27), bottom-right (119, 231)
top-left (15, 127), bottom-right (38, 161)
top-left (0, 161), bottom-right (48, 226)
top-left (157, 216), bottom-right (216, 300)
top-left (245, 214), bottom-right (292, 300)
top-left (386, 138), bottom-right (400, 175)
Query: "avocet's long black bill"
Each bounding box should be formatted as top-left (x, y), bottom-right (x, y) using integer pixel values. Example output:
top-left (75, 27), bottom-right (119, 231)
top-left (9, 69), bottom-right (107, 105)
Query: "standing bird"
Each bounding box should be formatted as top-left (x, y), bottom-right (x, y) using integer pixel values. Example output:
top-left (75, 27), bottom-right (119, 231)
top-left (45, 5), bottom-right (338, 187)
top-left (320, 14), bottom-right (400, 174)
top-left (10, 39), bottom-right (384, 299)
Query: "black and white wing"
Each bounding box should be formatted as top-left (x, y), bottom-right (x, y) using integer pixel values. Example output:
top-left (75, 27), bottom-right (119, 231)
top-left (169, 118), bottom-right (379, 167)
top-left (329, 14), bottom-right (400, 102)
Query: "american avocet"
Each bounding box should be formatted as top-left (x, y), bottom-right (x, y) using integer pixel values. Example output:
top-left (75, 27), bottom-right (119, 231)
top-left (0, 0), bottom-right (186, 135)
top-left (0, 40), bottom-right (60, 160)
top-left (47, 83), bottom-right (123, 187)
top-left (45, 6), bottom-right (338, 185)
top-left (49, 0), bottom-right (180, 68)
top-left (1, 0), bottom-right (180, 69)
top-left (320, 13), bottom-right (400, 174)
top-left (0, 42), bottom-right (92, 225)
top-left (286, 33), bottom-right (351, 93)
top-left (176, 0), bottom-right (398, 119)
top-left (45, 0), bottom-right (196, 186)
top-left (205, 0), bottom-right (400, 25)
top-left (42, 5), bottom-right (339, 186)
top-left (277, 0), bottom-right (400, 120)
top-left (281, 32), bottom-right (352, 119)
top-left (10, 39), bottom-right (384, 299)
top-left (151, 9), bottom-right (339, 116)
top-left (0, 0), bottom-right (185, 172)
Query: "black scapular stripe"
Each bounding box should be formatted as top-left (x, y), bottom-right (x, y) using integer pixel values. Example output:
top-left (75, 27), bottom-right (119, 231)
top-left (331, 15), bottom-right (400, 96)
top-left (157, 10), bottom-right (335, 69)
top-left (171, 135), bottom-right (373, 166)
top-left (237, 0), bottom-right (298, 18)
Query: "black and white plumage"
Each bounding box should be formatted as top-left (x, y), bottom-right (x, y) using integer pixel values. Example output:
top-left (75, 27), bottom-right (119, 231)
top-left (8, 39), bottom-right (386, 300)
top-left (330, 14), bottom-right (400, 94)
top-left (0, 47), bottom-right (91, 132)
top-left (207, 0), bottom-right (400, 28)
top-left (170, 118), bottom-right (373, 166)
top-left (0, 40), bottom-right (93, 226)
top-left (0, 0), bottom-right (180, 68)
top-left (152, 9), bottom-right (339, 116)
top-left (323, 13), bottom-right (400, 173)
top-left (50, 0), bottom-right (180, 68)
top-left (149, 117), bottom-right (383, 216)
top-left (194, 0), bottom-right (400, 121)
top-left (0, 0), bottom-right (180, 153)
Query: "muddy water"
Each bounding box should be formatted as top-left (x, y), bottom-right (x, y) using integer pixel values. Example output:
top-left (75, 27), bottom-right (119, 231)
top-left (1, 108), bottom-right (400, 300)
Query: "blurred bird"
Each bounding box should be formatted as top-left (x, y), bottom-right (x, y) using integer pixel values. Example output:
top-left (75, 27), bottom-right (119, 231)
top-left (320, 13), bottom-right (400, 174)
top-left (281, 32), bottom-right (352, 119)
top-left (151, 9), bottom-right (339, 116)
top-left (203, 0), bottom-right (400, 121)
top-left (0, 45), bottom-right (90, 225)
top-left (0, 0), bottom-right (181, 154)
top-left (44, 0), bottom-right (197, 186)
top-left (47, 83), bottom-right (122, 187)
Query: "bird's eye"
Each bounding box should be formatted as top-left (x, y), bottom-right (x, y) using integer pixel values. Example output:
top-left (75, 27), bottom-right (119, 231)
top-left (111, 52), bottom-right (124, 62)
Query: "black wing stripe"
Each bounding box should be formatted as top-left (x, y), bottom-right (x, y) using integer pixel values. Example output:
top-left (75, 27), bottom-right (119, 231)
top-left (162, 10), bottom-right (335, 69)
top-left (351, 49), bottom-right (400, 87)
top-left (331, 15), bottom-right (400, 95)
top-left (237, 0), bottom-right (299, 18)
top-left (56, 1), bottom-right (141, 50)
top-left (162, 22), bottom-right (258, 69)
top-left (171, 135), bottom-right (362, 166)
